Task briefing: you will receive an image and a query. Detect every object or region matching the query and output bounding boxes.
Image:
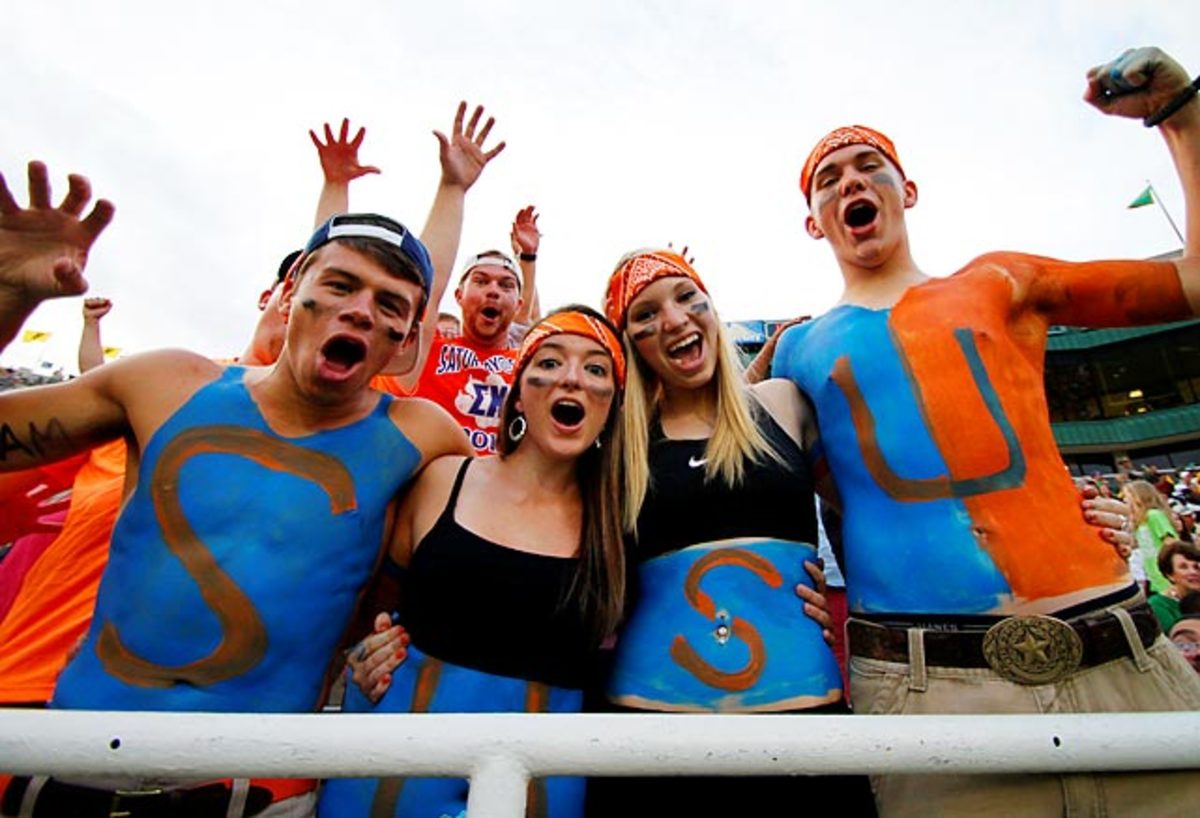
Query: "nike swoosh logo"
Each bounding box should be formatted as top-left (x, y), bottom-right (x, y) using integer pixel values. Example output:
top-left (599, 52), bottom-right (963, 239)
top-left (688, 456), bottom-right (707, 468)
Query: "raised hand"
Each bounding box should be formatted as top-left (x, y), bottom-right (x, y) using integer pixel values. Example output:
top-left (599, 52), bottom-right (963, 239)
top-left (1085, 47), bottom-right (1194, 122)
top-left (434, 101), bottom-right (506, 192)
top-left (0, 162), bottom-right (114, 305)
top-left (510, 205), bottom-right (541, 257)
top-left (82, 296), bottom-right (113, 322)
top-left (309, 118), bottom-right (381, 185)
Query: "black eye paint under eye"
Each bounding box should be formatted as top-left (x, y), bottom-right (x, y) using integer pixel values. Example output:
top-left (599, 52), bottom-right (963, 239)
top-left (630, 325), bottom-right (657, 341)
top-left (586, 383), bottom-right (614, 398)
top-left (525, 374), bottom-right (556, 388)
top-left (688, 301), bottom-right (710, 315)
top-left (386, 328), bottom-right (405, 342)
top-left (300, 299), bottom-right (317, 310)
top-left (870, 172), bottom-right (896, 188)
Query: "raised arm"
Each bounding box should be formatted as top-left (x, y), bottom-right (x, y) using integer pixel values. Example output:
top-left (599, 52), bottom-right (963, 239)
top-left (0, 162), bottom-right (113, 351)
top-left (387, 102), bottom-right (506, 382)
top-left (78, 296), bottom-right (112, 373)
top-left (309, 118), bottom-right (381, 228)
top-left (510, 205), bottom-right (541, 325)
top-left (1006, 49), bottom-right (1200, 327)
top-left (1083, 46), bottom-right (1200, 311)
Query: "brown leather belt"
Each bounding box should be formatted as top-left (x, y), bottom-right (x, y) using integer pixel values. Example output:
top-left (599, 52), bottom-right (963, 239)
top-left (847, 602), bottom-right (1161, 685)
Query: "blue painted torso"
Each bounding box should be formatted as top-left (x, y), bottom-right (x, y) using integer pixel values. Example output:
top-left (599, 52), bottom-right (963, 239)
top-left (607, 413), bottom-right (841, 711)
top-left (53, 366), bottom-right (421, 712)
top-left (774, 306), bottom-right (1011, 614)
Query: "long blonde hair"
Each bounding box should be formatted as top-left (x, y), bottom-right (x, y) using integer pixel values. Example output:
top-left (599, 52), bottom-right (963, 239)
top-left (1125, 479), bottom-right (1176, 529)
top-left (619, 320), bottom-right (780, 535)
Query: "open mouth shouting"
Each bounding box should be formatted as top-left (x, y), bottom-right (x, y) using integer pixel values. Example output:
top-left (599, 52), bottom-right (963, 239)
top-left (842, 199), bottom-right (879, 235)
top-left (480, 305), bottom-right (502, 321)
top-left (549, 398), bottom-right (586, 431)
top-left (666, 331), bottom-right (705, 372)
top-left (318, 334), bottom-right (367, 380)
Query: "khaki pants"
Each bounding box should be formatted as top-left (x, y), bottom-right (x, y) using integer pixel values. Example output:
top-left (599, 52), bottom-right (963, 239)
top-left (850, 632), bottom-right (1200, 818)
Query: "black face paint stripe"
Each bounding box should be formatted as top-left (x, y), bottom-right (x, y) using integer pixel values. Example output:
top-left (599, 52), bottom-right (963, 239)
top-left (630, 325), bottom-right (657, 341)
top-left (870, 172), bottom-right (897, 188)
top-left (300, 299), bottom-right (317, 310)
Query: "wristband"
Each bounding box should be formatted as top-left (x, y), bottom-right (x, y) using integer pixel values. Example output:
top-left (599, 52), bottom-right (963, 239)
top-left (1144, 75), bottom-right (1200, 128)
top-left (519, 253), bottom-right (537, 262)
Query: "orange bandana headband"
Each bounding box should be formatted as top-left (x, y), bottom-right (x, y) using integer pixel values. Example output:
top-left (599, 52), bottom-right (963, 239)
top-left (799, 125), bottom-right (904, 201)
top-left (517, 310), bottom-right (626, 388)
top-left (603, 250), bottom-right (708, 330)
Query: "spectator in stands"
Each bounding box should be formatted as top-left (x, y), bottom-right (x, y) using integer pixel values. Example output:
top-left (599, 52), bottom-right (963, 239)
top-left (1168, 592), bottom-right (1200, 672)
top-left (1128, 479), bottom-right (1183, 593)
top-left (1149, 540), bottom-right (1200, 633)
top-left (773, 45), bottom-right (1200, 815)
top-left (321, 307), bottom-right (626, 818)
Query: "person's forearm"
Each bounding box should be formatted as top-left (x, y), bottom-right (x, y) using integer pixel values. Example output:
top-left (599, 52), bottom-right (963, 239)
top-left (419, 181), bottom-right (466, 322)
top-left (745, 338), bottom-right (777, 384)
top-left (79, 320), bottom-right (104, 373)
top-left (514, 258), bottom-right (537, 324)
top-left (1160, 99), bottom-right (1200, 314)
top-left (314, 181), bottom-right (350, 228)
top-left (1161, 100), bottom-right (1200, 258)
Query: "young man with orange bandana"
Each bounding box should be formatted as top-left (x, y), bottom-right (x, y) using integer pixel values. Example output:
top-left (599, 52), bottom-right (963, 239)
top-left (774, 46), bottom-right (1200, 816)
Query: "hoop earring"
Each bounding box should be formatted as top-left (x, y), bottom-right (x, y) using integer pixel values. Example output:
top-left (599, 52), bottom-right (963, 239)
top-left (508, 414), bottom-right (527, 442)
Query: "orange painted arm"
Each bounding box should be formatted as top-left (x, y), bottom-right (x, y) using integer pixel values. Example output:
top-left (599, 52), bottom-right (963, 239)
top-left (994, 251), bottom-right (1193, 328)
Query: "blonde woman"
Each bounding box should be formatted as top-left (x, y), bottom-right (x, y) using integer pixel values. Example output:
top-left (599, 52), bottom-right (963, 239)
top-left (594, 249), bottom-right (875, 813)
top-left (1126, 479), bottom-right (1182, 593)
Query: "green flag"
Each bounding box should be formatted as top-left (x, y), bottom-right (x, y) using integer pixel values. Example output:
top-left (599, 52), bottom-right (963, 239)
top-left (1128, 185), bottom-right (1154, 209)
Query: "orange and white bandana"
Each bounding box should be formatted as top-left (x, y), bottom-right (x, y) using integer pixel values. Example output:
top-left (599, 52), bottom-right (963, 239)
top-left (799, 125), bottom-right (905, 201)
top-left (603, 250), bottom-right (708, 330)
top-left (517, 310), bottom-right (626, 388)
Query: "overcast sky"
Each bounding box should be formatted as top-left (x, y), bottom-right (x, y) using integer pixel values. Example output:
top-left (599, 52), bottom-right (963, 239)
top-left (3, 0), bottom-right (1198, 372)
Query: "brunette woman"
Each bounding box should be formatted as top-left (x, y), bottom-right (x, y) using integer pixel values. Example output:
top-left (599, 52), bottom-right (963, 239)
top-left (318, 306), bottom-right (626, 818)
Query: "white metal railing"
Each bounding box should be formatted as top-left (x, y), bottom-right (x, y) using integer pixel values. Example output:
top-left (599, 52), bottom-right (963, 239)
top-left (2, 710), bottom-right (1199, 818)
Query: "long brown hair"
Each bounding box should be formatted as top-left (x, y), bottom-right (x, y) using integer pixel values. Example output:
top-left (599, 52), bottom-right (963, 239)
top-left (497, 305), bottom-right (626, 641)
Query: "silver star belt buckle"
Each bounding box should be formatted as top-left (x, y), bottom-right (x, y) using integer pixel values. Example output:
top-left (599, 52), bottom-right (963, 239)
top-left (981, 615), bottom-right (1083, 685)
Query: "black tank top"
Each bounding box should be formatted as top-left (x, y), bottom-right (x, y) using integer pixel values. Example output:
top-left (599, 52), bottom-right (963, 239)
top-left (400, 459), bottom-right (595, 689)
top-left (633, 406), bottom-right (818, 561)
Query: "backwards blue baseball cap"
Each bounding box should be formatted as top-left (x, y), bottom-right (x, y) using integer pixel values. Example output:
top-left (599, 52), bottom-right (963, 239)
top-left (302, 213), bottom-right (435, 317)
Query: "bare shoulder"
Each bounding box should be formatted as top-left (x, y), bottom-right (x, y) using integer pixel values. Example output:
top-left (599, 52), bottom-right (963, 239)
top-left (750, 378), bottom-right (813, 451)
top-left (387, 396), bottom-right (472, 465)
top-left (105, 348), bottom-right (222, 389)
top-left (104, 349), bottom-right (226, 443)
top-left (413, 453), bottom-right (470, 496)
